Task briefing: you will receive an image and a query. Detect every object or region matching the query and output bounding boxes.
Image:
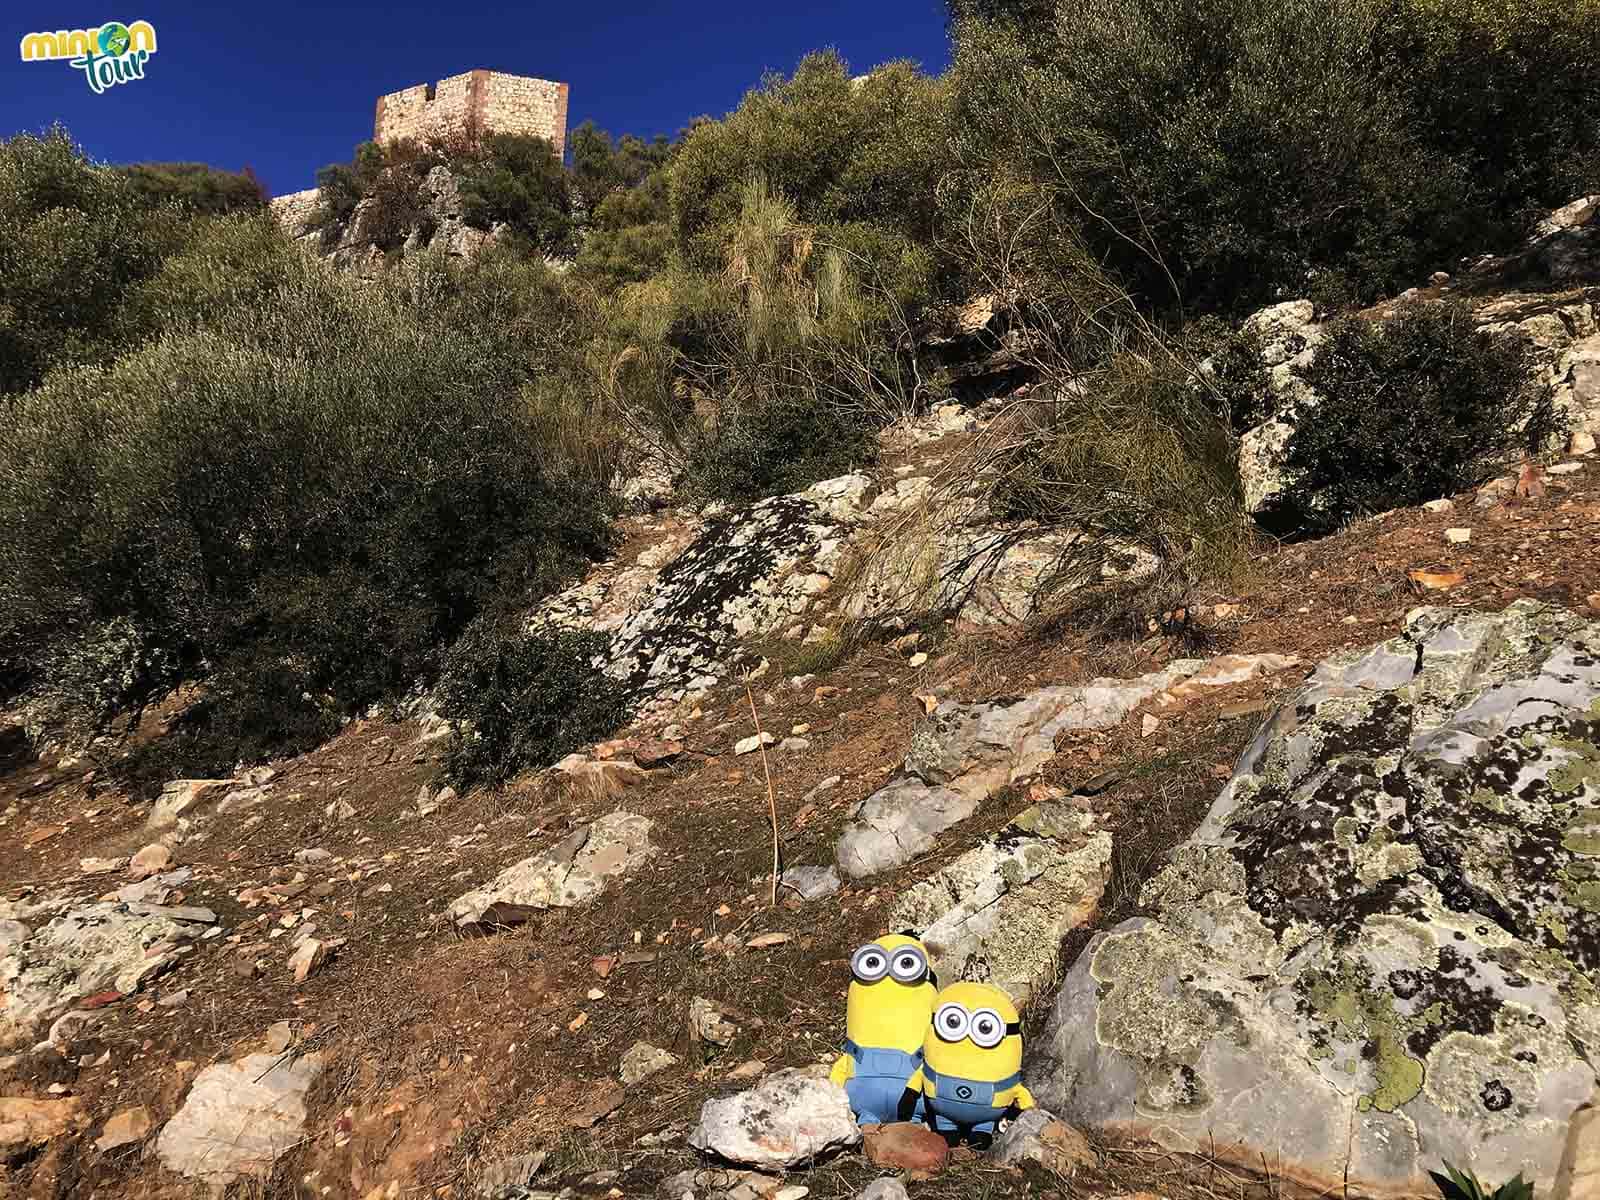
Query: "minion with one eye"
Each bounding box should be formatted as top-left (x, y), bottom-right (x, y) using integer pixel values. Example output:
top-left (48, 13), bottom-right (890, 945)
top-left (898, 981), bottom-right (1034, 1145)
top-left (829, 933), bottom-right (938, 1125)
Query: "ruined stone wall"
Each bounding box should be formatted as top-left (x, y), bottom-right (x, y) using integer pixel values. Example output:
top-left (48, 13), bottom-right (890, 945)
top-left (374, 71), bottom-right (568, 159)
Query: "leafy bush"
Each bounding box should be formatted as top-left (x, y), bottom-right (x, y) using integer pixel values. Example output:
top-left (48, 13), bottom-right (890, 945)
top-left (670, 51), bottom-right (951, 295)
top-left (458, 133), bottom-right (574, 255)
top-left (0, 127), bottom-right (188, 393)
top-left (117, 162), bottom-right (269, 214)
top-left (948, 0), bottom-right (1600, 314)
top-left (1375, 0), bottom-right (1600, 236)
top-left (569, 122), bottom-right (673, 216)
top-left (314, 140), bottom-right (386, 229)
top-left (437, 622), bottom-right (628, 786)
top-left (0, 228), bottom-right (612, 775)
top-left (596, 180), bottom-right (912, 501)
top-left (1281, 300), bottom-right (1565, 532)
top-left (574, 170), bottom-right (674, 291)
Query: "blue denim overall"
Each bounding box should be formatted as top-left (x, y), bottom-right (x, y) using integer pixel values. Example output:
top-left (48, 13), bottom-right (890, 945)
top-left (921, 1063), bottom-right (1021, 1134)
top-left (842, 1039), bottom-right (923, 1125)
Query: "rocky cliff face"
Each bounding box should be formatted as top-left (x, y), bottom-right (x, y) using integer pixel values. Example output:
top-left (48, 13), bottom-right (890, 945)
top-left (268, 166), bottom-right (496, 276)
top-left (1032, 601), bottom-right (1600, 1197)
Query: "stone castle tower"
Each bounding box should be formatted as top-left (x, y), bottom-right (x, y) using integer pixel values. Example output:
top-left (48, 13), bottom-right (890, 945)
top-left (374, 70), bottom-right (570, 159)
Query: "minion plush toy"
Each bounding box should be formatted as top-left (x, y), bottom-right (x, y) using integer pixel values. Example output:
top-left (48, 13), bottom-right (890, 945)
top-left (829, 933), bottom-right (938, 1125)
top-left (900, 981), bottom-right (1034, 1146)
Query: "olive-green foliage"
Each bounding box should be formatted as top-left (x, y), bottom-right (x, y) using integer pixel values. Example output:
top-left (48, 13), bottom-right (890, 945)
top-left (314, 140), bottom-right (386, 227)
top-left (117, 162), bottom-right (269, 215)
top-left (1282, 300), bottom-right (1565, 533)
top-left (1375, 0), bottom-right (1600, 233)
top-left (569, 121), bottom-right (673, 216)
top-left (0, 128), bottom-right (188, 393)
top-left (603, 180), bottom-right (908, 501)
top-left (950, 0), bottom-right (1456, 314)
top-left (949, 0), bottom-right (1600, 314)
top-left (670, 52), bottom-right (950, 298)
top-left (574, 169), bottom-right (673, 291)
top-left (437, 621), bottom-right (628, 786)
top-left (458, 133), bottom-right (574, 255)
top-left (990, 343), bottom-right (1253, 582)
top-left (0, 219), bottom-right (611, 776)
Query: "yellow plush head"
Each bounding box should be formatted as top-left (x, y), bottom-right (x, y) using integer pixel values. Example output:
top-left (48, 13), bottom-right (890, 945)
top-left (921, 981), bottom-right (1022, 1082)
top-left (845, 933), bottom-right (937, 1054)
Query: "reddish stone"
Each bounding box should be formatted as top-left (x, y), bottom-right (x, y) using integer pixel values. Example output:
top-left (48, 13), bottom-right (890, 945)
top-left (77, 991), bottom-right (123, 1010)
top-left (864, 1122), bottom-right (949, 1173)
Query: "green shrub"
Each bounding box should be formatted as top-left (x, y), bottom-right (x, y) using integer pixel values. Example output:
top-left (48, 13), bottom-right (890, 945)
top-left (669, 51), bottom-right (950, 291)
top-left (1430, 1163), bottom-right (1534, 1200)
top-left (459, 133), bottom-right (574, 255)
top-left (569, 122), bottom-right (673, 216)
top-left (948, 0), bottom-right (1600, 315)
top-left (117, 162), bottom-right (269, 215)
top-left (0, 239), bottom-right (612, 775)
top-left (1375, 0), bottom-right (1600, 235)
top-left (0, 127), bottom-right (188, 393)
top-left (437, 621), bottom-right (628, 786)
top-left (574, 170), bottom-right (674, 290)
top-left (1281, 300), bottom-right (1565, 532)
top-left (597, 180), bottom-right (910, 501)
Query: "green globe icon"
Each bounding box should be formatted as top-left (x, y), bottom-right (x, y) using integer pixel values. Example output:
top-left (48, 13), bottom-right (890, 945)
top-left (97, 22), bottom-right (131, 56)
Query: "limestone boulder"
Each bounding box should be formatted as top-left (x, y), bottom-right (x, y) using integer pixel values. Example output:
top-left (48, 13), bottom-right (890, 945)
top-left (156, 1052), bottom-right (323, 1183)
top-left (1, 901), bottom-right (216, 1049)
top-left (838, 659), bottom-right (1240, 879)
top-left (0, 1095), bottom-right (86, 1164)
top-left (1031, 601), bottom-right (1600, 1198)
top-left (890, 803), bottom-right (1112, 1004)
top-left (688, 1070), bottom-right (859, 1169)
top-left (449, 811), bottom-right (655, 930)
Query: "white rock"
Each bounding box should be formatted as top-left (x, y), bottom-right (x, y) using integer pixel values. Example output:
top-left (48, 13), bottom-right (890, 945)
top-left (1445, 528), bottom-right (1473, 544)
top-left (155, 1052), bottom-right (323, 1183)
top-left (619, 1041), bottom-right (679, 1085)
top-left (734, 732), bottom-right (776, 756)
top-left (688, 1070), bottom-right (859, 1169)
top-left (1422, 499), bottom-right (1454, 513)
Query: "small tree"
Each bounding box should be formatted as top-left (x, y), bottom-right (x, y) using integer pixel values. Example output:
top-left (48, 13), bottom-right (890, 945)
top-left (458, 133), bottom-right (575, 255)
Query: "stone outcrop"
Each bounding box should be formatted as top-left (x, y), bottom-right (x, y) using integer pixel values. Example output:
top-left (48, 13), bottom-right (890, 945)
top-left (1031, 601), bottom-right (1600, 1197)
top-left (889, 802), bottom-right (1112, 1004)
top-left (1, 901), bottom-right (218, 1049)
top-left (836, 660), bottom-right (1208, 878)
top-left (448, 811), bottom-right (655, 930)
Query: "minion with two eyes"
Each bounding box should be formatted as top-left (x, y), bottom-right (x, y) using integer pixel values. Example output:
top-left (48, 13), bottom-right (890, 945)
top-left (898, 981), bottom-right (1034, 1146)
top-left (829, 933), bottom-right (938, 1125)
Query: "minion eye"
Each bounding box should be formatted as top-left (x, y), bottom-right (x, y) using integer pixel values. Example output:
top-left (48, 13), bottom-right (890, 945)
top-left (934, 1002), bottom-right (971, 1042)
top-left (889, 948), bottom-right (927, 983)
top-left (970, 1007), bottom-right (1006, 1048)
top-left (851, 944), bottom-right (890, 982)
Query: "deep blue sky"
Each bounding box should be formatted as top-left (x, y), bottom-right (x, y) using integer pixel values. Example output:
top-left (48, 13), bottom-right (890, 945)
top-left (5, 1), bottom-right (951, 198)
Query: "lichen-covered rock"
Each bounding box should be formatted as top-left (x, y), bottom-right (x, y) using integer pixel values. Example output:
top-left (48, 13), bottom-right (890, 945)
top-left (600, 495), bottom-right (852, 698)
top-left (890, 803), bottom-right (1112, 1004)
top-left (1, 901), bottom-right (216, 1048)
top-left (1032, 601), bottom-right (1600, 1197)
top-left (688, 1069), bottom-right (859, 1169)
top-left (449, 812), bottom-right (655, 930)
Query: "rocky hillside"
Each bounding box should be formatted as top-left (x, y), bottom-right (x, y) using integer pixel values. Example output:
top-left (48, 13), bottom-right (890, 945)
top-left (4, 198), bottom-right (1600, 1199)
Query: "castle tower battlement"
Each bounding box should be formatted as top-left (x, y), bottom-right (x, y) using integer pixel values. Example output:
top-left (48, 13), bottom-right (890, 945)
top-left (374, 70), bottom-right (569, 159)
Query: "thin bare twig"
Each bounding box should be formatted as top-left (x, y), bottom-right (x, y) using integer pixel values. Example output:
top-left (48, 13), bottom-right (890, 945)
top-left (744, 682), bottom-right (781, 907)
